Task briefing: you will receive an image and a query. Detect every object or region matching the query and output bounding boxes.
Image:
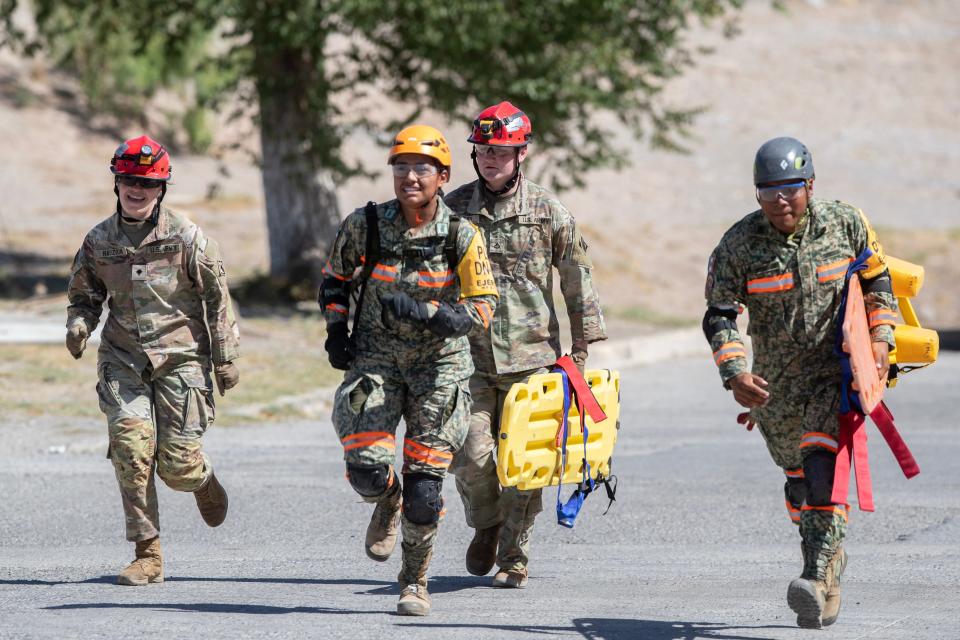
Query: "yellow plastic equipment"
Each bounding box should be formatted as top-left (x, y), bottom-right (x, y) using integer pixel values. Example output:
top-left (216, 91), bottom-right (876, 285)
top-left (886, 256), bottom-right (939, 386)
top-left (497, 369), bottom-right (620, 491)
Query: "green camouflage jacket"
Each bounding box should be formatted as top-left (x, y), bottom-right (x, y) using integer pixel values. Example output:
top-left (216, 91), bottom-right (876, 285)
top-left (322, 198), bottom-right (498, 389)
top-left (705, 198), bottom-right (897, 384)
top-left (444, 178), bottom-right (607, 375)
top-left (67, 206), bottom-right (240, 372)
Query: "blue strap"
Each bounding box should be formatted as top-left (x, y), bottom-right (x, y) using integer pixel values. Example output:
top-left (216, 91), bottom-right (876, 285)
top-left (833, 247), bottom-right (874, 415)
top-left (554, 367), bottom-right (596, 528)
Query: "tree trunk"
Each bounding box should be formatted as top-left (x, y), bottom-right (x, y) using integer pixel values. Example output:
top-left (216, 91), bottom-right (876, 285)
top-left (254, 42), bottom-right (341, 290)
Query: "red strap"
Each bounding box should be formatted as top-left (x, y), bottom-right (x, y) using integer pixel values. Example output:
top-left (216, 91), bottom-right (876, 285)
top-left (832, 402), bottom-right (919, 512)
top-left (832, 412), bottom-right (874, 511)
top-left (554, 355), bottom-right (607, 423)
top-left (869, 401), bottom-right (920, 479)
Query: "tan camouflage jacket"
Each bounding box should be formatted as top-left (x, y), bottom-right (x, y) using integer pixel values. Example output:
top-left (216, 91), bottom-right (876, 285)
top-left (322, 198), bottom-right (498, 389)
top-left (444, 178), bottom-right (607, 375)
top-left (67, 207), bottom-right (240, 372)
top-left (705, 198), bottom-right (897, 384)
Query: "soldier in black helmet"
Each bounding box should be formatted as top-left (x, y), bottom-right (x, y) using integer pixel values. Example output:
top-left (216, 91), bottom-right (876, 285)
top-left (702, 136), bottom-right (897, 628)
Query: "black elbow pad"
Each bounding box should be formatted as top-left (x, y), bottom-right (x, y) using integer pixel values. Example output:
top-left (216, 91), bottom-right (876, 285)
top-left (702, 306), bottom-right (739, 341)
top-left (861, 270), bottom-right (893, 296)
top-left (319, 276), bottom-right (350, 310)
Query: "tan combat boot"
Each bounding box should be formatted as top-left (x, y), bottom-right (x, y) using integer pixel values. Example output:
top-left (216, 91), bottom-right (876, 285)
top-left (116, 536), bottom-right (163, 586)
top-left (465, 523), bottom-right (501, 576)
top-left (397, 580), bottom-right (431, 616)
top-left (492, 566), bottom-right (528, 589)
top-left (822, 547), bottom-right (848, 627)
top-left (365, 482), bottom-right (401, 562)
top-left (194, 472), bottom-right (228, 527)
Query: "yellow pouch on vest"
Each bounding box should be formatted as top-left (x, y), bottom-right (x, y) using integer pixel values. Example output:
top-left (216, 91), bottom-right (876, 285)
top-left (497, 369), bottom-right (620, 490)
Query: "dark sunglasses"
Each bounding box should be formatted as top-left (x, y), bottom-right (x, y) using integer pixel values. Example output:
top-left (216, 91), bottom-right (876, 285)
top-left (116, 176), bottom-right (165, 189)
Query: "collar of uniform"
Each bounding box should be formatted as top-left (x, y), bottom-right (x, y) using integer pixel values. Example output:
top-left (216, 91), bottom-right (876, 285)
top-left (395, 198), bottom-right (453, 239)
top-left (467, 178), bottom-right (527, 221)
top-left (804, 198), bottom-right (829, 240)
top-left (109, 206), bottom-right (171, 247)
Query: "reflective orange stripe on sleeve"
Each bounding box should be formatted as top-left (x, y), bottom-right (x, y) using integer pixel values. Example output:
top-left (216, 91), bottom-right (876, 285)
top-left (713, 342), bottom-right (747, 366)
top-left (746, 273), bottom-right (794, 294)
top-left (403, 439), bottom-right (453, 468)
top-left (472, 300), bottom-right (493, 329)
top-left (325, 303), bottom-right (348, 316)
top-left (868, 309), bottom-right (898, 328)
top-left (341, 432), bottom-right (396, 452)
top-left (816, 258), bottom-right (852, 283)
top-left (800, 431), bottom-right (838, 453)
top-left (322, 260), bottom-right (351, 282)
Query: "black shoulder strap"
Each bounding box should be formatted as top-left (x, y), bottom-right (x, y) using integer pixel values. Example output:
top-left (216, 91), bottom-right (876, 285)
top-left (352, 201), bottom-right (379, 335)
top-left (445, 215), bottom-right (461, 271)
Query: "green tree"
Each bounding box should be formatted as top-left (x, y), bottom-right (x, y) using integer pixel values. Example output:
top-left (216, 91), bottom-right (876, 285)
top-left (1, 0), bottom-right (741, 292)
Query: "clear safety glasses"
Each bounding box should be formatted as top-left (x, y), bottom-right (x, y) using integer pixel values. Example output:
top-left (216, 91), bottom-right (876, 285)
top-left (756, 180), bottom-right (807, 202)
top-left (473, 145), bottom-right (515, 159)
top-left (391, 162), bottom-right (439, 178)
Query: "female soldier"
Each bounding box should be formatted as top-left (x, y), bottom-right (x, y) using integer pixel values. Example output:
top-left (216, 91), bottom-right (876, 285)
top-left (66, 135), bottom-right (240, 585)
top-left (319, 125), bottom-right (497, 616)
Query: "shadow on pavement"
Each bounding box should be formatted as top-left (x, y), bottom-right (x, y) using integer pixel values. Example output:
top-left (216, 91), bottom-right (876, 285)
top-left (398, 618), bottom-right (795, 640)
top-left (1, 576), bottom-right (392, 587)
top-left (43, 602), bottom-right (383, 615)
top-left (0, 576), bottom-right (114, 586)
top-left (361, 574), bottom-right (487, 596)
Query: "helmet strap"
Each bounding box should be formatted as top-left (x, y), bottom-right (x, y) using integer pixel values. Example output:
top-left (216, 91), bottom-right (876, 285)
top-left (472, 147), bottom-right (523, 196)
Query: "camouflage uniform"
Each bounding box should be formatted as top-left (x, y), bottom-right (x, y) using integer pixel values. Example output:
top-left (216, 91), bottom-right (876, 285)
top-left (67, 206), bottom-right (240, 542)
top-left (704, 198), bottom-right (896, 579)
top-left (324, 198), bottom-right (497, 588)
top-left (444, 177), bottom-right (607, 572)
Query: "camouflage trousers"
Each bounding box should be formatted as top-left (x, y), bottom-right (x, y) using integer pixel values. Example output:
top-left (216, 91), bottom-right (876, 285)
top-left (331, 360), bottom-right (471, 585)
top-left (97, 352), bottom-right (215, 542)
top-left (449, 368), bottom-right (546, 572)
top-left (753, 366), bottom-right (847, 580)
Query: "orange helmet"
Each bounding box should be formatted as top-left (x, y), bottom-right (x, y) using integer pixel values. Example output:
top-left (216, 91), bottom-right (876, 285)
top-left (467, 101), bottom-right (532, 147)
top-left (110, 135), bottom-right (171, 180)
top-left (388, 125), bottom-right (452, 169)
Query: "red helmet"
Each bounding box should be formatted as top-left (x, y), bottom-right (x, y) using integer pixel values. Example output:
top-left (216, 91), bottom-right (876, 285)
top-left (467, 101), bottom-right (532, 147)
top-left (110, 135), bottom-right (171, 180)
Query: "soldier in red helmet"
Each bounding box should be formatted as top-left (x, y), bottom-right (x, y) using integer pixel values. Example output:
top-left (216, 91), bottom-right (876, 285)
top-left (445, 102), bottom-right (607, 588)
top-left (66, 135), bottom-right (241, 586)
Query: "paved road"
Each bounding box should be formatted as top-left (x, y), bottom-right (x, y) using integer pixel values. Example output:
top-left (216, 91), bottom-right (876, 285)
top-left (1, 354), bottom-right (958, 639)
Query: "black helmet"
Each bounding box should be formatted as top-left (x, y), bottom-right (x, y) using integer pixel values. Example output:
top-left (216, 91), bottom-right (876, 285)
top-left (753, 137), bottom-right (814, 186)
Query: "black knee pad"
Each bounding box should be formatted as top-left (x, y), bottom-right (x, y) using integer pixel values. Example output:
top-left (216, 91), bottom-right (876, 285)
top-left (402, 473), bottom-right (443, 524)
top-left (346, 463), bottom-right (394, 498)
top-left (803, 450), bottom-right (837, 506)
top-left (784, 477), bottom-right (807, 510)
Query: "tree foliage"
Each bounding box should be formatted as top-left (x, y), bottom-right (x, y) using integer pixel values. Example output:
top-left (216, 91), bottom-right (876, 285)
top-left (1, 0), bottom-right (742, 287)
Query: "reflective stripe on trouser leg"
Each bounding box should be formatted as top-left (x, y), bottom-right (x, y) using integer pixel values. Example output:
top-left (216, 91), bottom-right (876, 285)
top-left (332, 371), bottom-right (402, 469)
top-left (153, 362), bottom-right (214, 493)
top-left (97, 357), bottom-right (160, 542)
top-left (496, 486), bottom-right (543, 571)
top-left (449, 375), bottom-right (503, 529)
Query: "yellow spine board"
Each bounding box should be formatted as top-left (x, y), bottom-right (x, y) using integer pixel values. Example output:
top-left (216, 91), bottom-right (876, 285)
top-left (884, 256), bottom-right (939, 368)
top-left (497, 369), bottom-right (621, 491)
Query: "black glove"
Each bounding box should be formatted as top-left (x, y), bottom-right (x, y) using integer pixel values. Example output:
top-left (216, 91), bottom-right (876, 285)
top-left (426, 302), bottom-right (474, 338)
top-left (381, 292), bottom-right (431, 329)
top-left (324, 323), bottom-right (354, 370)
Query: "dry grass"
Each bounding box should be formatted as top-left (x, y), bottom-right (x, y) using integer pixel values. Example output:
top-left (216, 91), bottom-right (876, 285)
top-left (0, 314), bottom-right (343, 425)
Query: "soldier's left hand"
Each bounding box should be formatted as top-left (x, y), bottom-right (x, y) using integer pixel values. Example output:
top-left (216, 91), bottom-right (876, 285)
top-left (872, 341), bottom-right (890, 384)
top-left (65, 322), bottom-right (89, 360)
top-left (215, 361), bottom-right (240, 396)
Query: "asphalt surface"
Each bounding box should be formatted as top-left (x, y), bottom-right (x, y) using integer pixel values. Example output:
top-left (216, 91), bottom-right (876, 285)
top-left (1, 353), bottom-right (958, 640)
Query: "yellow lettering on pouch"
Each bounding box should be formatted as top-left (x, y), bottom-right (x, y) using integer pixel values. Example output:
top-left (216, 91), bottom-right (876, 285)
top-left (458, 233), bottom-right (499, 298)
top-left (858, 210), bottom-right (887, 279)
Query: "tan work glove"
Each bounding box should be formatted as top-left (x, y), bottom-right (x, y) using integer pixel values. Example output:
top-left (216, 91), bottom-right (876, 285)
top-left (571, 349), bottom-right (588, 376)
top-left (215, 361), bottom-right (240, 396)
top-left (66, 322), bottom-right (89, 360)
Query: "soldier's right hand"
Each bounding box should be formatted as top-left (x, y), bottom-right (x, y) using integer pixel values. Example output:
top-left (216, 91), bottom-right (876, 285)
top-left (65, 323), bottom-right (89, 360)
top-left (729, 372), bottom-right (770, 409)
top-left (324, 322), bottom-right (354, 371)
